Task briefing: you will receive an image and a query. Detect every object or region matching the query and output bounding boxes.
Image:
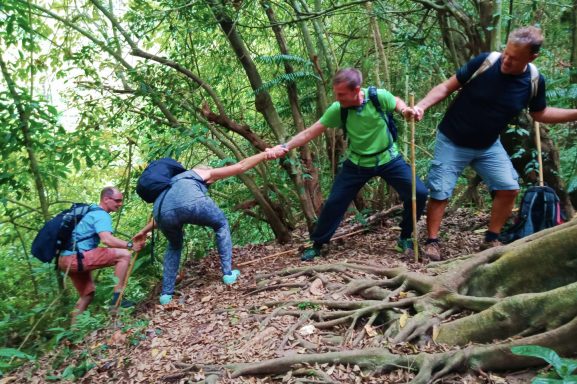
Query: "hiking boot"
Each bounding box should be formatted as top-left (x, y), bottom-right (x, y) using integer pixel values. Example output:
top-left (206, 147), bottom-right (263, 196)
top-left (395, 238), bottom-right (414, 257)
top-left (479, 239), bottom-right (503, 251)
top-left (110, 298), bottom-right (135, 308)
top-left (110, 292), bottom-right (135, 308)
top-left (159, 294), bottom-right (173, 305)
top-left (424, 241), bottom-right (442, 261)
top-left (301, 246), bottom-right (322, 261)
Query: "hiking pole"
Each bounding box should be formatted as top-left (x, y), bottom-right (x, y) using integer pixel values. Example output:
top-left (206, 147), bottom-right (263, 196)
top-left (534, 121), bottom-right (544, 187)
top-left (115, 250), bottom-right (139, 309)
top-left (409, 93), bottom-right (419, 262)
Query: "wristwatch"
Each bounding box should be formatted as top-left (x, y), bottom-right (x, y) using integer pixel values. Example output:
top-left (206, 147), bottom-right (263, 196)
top-left (127, 241), bottom-right (133, 250)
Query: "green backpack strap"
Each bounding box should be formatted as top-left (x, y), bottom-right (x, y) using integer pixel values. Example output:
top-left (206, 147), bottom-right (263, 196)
top-left (340, 86), bottom-right (395, 157)
top-left (368, 86), bottom-right (394, 150)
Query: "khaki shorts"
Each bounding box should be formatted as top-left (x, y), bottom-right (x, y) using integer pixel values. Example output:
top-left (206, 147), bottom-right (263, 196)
top-left (58, 248), bottom-right (123, 297)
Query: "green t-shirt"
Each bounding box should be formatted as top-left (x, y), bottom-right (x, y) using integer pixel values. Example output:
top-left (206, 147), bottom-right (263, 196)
top-left (319, 88), bottom-right (398, 167)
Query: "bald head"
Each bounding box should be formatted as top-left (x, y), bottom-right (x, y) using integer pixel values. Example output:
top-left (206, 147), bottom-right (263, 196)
top-left (100, 186), bottom-right (121, 201)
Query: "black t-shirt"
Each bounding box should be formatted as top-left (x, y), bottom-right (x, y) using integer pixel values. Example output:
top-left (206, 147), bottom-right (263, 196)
top-left (438, 52), bottom-right (547, 149)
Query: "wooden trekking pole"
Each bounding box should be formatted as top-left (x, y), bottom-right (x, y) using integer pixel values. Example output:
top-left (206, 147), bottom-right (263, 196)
top-left (409, 93), bottom-right (419, 262)
top-left (115, 250), bottom-right (139, 309)
top-left (534, 121), bottom-right (544, 187)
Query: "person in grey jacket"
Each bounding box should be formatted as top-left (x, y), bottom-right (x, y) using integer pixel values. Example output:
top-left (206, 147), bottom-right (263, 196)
top-left (133, 153), bottom-right (265, 305)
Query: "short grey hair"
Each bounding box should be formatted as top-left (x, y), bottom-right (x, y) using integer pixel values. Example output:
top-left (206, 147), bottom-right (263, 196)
top-left (508, 26), bottom-right (544, 54)
top-left (332, 68), bottom-right (363, 89)
top-left (100, 186), bottom-right (120, 200)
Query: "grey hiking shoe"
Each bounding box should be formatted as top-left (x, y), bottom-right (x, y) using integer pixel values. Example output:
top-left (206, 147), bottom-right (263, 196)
top-left (424, 241), bottom-right (442, 261)
top-left (395, 238), bottom-right (414, 257)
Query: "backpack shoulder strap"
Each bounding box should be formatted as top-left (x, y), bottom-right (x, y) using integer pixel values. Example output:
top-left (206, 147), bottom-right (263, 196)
top-left (528, 63), bottom-right (539, 100)
top-left (368, 86), bottom-right (395, 149)
top-left (468, 51), bottom-right (500, 84)
top-left (340, 106), bottom-right (349, 138)
top-left (368, 86), bottom-right (385, 119)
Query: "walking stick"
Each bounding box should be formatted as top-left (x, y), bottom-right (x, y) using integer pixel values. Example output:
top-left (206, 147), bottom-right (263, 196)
top-left (534, 121), bottom-right (544, 187)
top-left (115, 250), bottom-right (139, 309)
top-left (409, 93), bottom-right (419, 262)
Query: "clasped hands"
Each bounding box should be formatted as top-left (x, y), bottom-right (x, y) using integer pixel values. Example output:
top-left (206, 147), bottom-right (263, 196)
top-left (264, 144), bottom-right (289, 160)
top-left (131, 231), bottom-right (148, 251)
top-left (401, 106), bottom-right (425, 122)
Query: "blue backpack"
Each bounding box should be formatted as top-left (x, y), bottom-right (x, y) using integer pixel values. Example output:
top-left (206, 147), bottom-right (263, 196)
top-left (31, 203), bottom-right (102, 269)
top-left (136, 158), bottom-right (187, 203)
top-left (499, 186), bottom-right (563, 244)
top-left (340, 85), bottom-right (398, 157)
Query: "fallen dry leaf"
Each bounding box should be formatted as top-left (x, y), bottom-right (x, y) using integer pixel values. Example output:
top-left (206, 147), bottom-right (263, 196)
top-left (299, 324), bottom-right (317, 336)
top-left (107, 330), bottom-right (126, 346)
top-left (309, 278), bottom-right (325, 296)
top-left (399, 311), bottom-right (409, 328)
top-left (364, 324), bottom-right (377, 337)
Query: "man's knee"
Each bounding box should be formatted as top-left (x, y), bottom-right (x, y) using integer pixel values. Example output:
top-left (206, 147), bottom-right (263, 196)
top-left (428, 198), bottom-right (449, 210)
top-left (416, 183), bottom-right (428, 203)
top-left (493, 189), bottom-right (519, 199)
top-left (76, 291), bottom-right (95, 307)
top-left (114, 249), bottom-right (132, 263)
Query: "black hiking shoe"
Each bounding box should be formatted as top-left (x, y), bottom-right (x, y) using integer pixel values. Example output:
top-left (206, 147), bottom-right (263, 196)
top-left (110, 298), bottom-right (135, 308)
top-left (301, 243), bottom-right (328, 261)
top-left (395, 237), bottom-right (414, 258)
top-left (478, 239), bottom-right (503, 252)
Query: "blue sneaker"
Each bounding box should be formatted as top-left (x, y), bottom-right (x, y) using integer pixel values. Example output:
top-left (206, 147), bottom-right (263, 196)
top-left (159, 294), bottom-right (173, 305)
top-left (223, 269), bottom-right (240, 285)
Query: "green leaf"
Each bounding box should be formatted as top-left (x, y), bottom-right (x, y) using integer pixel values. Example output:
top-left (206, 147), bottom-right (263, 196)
top-left (511, 346), bottom-right (571, 377)
top-left (532, 378), bottom-right (564, 384)
top-left (0, 347), bottom-right (35, 360)
top-left (560, 360), bottom-right (577, 376)
top-left (567, 177), bottom-right (577, 194)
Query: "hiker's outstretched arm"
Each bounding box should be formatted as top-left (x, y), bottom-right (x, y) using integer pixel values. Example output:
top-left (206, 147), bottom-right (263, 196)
top-left (394, 97), bottom-right (412, 120)
top-left (199, 152), bottom-right (267, 184)
top-left (412, 75), bottom-right (461, 121)
top-left (531, 107), bottom-right (577, 124)
top-left (133, 219), bottom-right (155, 246)
top-left (265, 120), bottom-right (327, 159)
top-left (100, 231), bottom-right (141, 251)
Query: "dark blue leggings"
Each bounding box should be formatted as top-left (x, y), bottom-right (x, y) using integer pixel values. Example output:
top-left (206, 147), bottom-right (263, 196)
top-left (311, 156), bottom-right (428, 244)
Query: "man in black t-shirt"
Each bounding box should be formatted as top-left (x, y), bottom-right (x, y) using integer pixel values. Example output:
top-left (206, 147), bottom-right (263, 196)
top-left (410, 26), bottom-right (577, 260)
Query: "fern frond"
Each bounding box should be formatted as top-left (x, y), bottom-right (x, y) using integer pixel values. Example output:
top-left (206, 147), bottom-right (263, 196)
top-left (254, 71), bottom-right (321, 95)
top-left (255, 54), bottom-right (313, 67)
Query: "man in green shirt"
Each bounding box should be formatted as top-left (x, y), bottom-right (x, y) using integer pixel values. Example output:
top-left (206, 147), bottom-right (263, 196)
top-left (266, 68), bottom-right (428, 260)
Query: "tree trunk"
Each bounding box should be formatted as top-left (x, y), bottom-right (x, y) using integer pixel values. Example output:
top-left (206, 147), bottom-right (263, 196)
top-left (207, 0), bottom-right (322, 232)
top-left (571, 0), bottom-right (577, 96)
top-left (0, 53), bottom-right (63, 291)
top-left (262, 0), bottom-right (323, 216)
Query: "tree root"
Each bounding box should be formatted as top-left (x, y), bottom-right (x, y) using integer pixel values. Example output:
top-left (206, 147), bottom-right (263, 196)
top-left (221, 222), bottom-right (577, 382)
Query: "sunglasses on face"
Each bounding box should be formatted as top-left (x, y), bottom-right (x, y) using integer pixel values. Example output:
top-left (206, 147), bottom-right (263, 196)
top-left (110, 197), bottom-right (123, 203)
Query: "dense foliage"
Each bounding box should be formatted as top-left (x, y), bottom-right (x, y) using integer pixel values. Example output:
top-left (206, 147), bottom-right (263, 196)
top-left (1, 0), bottom-right (576, 376)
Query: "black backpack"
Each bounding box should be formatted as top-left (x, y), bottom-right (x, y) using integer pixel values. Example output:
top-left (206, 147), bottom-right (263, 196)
top-left (31, 203), bottom-right (102, 269)
top-left (136, 158), bottom-right (187, 203)
top-left (340, 85), bottom-right (398, 157)
top-left (499, 186), bottom-right (563, 244)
